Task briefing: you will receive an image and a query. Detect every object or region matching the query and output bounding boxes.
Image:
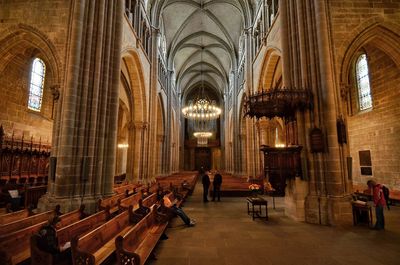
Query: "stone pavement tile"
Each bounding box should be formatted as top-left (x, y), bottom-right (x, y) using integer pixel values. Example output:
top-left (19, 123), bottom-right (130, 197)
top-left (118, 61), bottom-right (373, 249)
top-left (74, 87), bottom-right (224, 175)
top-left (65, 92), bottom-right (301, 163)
top-left (189, 257), bottom-right (227, 265)
top-left (146, 257), bottom-right (189, 265)
top-left (150, 181), bottom-right (400, 265)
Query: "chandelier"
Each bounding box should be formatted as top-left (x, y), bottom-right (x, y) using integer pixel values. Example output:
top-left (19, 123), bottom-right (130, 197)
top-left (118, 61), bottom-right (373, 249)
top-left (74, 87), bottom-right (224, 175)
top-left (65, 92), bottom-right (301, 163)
top-left (182, 12), bottom-right (221, 144)
top-left (193, 132), bottom-right (212, 138)
top-left (182, 98), bottom-right (221, 120)
top-left (194, 132), bottom-right (212, 146)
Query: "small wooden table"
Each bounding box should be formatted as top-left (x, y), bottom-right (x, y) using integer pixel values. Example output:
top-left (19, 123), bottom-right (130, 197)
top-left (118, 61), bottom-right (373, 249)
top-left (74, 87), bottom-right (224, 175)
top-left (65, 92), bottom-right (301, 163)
top-left (352, 203), bottom-right (373, 227)
top-left (247, 197), bottom-right (268, 221)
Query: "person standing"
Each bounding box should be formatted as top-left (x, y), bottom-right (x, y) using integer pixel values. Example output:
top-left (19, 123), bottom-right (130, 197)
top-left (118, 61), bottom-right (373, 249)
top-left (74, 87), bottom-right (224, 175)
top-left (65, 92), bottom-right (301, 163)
top-left (367, 180), bottom-right (386, 230)
top-left (202, 173), bottom-right (210, 202)
top-left (212, 172), bottom-right (222, 202)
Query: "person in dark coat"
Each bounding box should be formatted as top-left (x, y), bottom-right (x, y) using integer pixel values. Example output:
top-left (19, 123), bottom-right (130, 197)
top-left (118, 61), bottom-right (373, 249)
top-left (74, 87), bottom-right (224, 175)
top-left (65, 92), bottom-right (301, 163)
top-left (212, 172), bottom-right (222, 202)
top-left (202, 173), bottom-right (211, 202)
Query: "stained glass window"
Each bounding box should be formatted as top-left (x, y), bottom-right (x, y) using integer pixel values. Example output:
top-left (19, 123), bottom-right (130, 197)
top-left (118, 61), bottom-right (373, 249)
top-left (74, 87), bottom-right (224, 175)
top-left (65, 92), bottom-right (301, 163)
top-left (28, 58), bottom-right (46, 111)
top-left (356, 54), bottom-right (372, 110)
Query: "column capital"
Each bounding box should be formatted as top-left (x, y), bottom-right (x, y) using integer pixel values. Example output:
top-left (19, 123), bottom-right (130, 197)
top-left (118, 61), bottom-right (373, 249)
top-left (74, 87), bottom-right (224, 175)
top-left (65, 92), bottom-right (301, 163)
top-left (132, 121), bottom-right (148, 130)
top-left (340, 82), bottom-right (352, 100)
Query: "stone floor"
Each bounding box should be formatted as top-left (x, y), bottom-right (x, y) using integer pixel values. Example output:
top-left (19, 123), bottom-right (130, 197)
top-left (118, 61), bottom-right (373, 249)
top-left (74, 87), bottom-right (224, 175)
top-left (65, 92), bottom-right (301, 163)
top-left (147, 182), bottom-right (400, 265)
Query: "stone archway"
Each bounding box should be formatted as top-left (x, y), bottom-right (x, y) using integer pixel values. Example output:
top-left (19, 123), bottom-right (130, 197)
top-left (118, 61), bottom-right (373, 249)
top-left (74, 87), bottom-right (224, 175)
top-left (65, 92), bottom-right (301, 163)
top-left (339, 24), bottom-right (400, 191)
top-left (120, 50), bottom-right (148, 182)
top-left (155, 94), bottom-right (166, 176)
top-left (0, 25), bottom-right (61, 143)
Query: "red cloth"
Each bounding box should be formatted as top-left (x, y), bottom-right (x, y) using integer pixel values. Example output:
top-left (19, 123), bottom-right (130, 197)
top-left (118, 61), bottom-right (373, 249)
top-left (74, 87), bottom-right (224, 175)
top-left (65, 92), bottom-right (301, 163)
top-left (372, 184), bottom-right (386, 207)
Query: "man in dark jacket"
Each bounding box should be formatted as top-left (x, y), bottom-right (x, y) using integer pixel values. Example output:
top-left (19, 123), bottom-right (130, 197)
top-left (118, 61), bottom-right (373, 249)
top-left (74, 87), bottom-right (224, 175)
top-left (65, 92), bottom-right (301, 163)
top-left (212, 172), bottom-right (223, 202)
top-left (202, 173), bottom-right (211, 202)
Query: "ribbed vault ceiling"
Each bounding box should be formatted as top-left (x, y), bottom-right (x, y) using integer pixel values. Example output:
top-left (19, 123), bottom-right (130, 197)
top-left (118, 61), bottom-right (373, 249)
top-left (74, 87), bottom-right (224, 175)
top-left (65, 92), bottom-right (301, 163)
top-left (150, 0), bottom-right (257, 97)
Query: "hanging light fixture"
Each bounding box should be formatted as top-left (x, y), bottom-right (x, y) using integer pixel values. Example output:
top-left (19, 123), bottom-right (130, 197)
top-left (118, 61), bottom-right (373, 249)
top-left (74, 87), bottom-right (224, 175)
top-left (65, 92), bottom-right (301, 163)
top-left (181, 3), bottom-right (221, 144)
top-left (181, 46), bottom-right (221, 121)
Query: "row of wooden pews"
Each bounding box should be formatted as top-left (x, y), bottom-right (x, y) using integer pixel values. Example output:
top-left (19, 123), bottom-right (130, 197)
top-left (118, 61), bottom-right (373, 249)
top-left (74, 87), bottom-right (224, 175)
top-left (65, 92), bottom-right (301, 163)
top-left (71, 193), bottom-right (163, 265)
top-left (0, 205), bottom-right (85, 265)
top-left (0, 173), bottom-right (197, 265)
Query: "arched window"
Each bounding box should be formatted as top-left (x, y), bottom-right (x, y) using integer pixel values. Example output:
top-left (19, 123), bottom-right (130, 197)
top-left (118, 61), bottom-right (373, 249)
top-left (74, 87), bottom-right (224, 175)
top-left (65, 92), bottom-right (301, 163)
top-left (355, 54), bottom-right (372, 110)
top-left (28, 58), bottom-right (46, 111)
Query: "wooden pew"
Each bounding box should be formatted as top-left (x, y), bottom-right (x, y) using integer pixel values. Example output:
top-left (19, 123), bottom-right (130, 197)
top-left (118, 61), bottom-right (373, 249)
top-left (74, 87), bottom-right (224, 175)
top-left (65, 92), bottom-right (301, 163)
top-left (24, 185), bottom-right (47, 208)
top-left (97, 192), bottom-right (128, 214)
top-left (163, 191), bottom-right (183, 208)
top-left (115, 206), bottom-right (168, 265)
top-left (118, 192), bottom-right (142, 211)
top-left (142, 193), bottom-right (158, 208)
top-left (31, 207), bottom-right (111, 265)
top-left (0, 208), bottom-right (55, 235)
top-left (71, 206), bottom-right (136, 265)
top-left (113, 183), bottom-right (140, 195)
top-left (0, 207), bottom-right (34, 225)
top-left (0, 206), bottom-right (86, 265)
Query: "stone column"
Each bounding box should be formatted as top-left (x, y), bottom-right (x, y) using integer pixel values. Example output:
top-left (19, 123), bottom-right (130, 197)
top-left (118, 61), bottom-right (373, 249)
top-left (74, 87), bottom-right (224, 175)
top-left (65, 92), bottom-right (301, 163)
top-left (144, 27), bottom-right (160, 183)
top-left (313, 0), bottom-right (352, 225)
top-left (39, 0), bottom-right (124, 213)
top-left (156, 134), bottom-right (164, 175)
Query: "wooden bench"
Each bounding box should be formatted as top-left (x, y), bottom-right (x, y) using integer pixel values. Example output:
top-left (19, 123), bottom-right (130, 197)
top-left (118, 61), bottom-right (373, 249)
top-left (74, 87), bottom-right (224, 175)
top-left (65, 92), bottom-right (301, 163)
top-left (71, 206), bottom-right (136, 265)
top-left (24, 185), bottom-right (47, 208)
top-left (115, 206), bottom-right (168, 265)
top-left (31, 207), bottom-right (110, 265)
top-left (113, 183), bottom-right (140, 195)
top-left (97, 192), bottom-right (128, 214)
top-left (0, 207), bottom-right (34, 225)
top-left (118, 192), bottom-right (142, 211)
top-left (247, 197), bottom-right (268, 221)
top-left (163, 191), bottom-right (183, 208)
top-left (0, 206), bottom-right (85, 265)
top-left (142, 193), bottom-right (158, 208)
top-left (0, 208), bottom-right (56, 235)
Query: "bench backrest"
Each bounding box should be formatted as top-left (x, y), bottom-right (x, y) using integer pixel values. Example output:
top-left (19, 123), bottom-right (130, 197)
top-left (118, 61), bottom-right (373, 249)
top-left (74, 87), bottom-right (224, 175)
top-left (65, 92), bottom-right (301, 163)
top-left (0, 219), bottom-right (47, 264)
top-left (119, 192), bottom-right (141, 210)
top-left (57, 208), bottom-right (110, 247)
top-left (75, 209), bottom-right (131, 254)
top-left (0, 208), bottom-right (84, 264)
top-left (0, 208), bottom-right (33, 225)
top-left (142, 193), bottom-right (158, 208)
top-left (114, 183), bottom-right (140, 194)
top-left (56, 207), bottom-right (85, 228)
top-left (120, 207), bottom-right (155, 251)
top-left (0, 210), bottom-right (54, 234)
top-left (98, 193), bottom-right (126, 210)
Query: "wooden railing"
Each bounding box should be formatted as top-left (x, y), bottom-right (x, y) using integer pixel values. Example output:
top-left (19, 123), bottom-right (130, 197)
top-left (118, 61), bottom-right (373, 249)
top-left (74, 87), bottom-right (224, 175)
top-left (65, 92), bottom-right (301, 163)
top-left (0, 126), bottom-right (50, 180)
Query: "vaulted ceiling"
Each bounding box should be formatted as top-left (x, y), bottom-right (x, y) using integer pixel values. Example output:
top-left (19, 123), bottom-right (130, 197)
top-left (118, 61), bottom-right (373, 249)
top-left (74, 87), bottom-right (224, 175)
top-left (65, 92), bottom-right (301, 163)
top-left (150, 0), bottom-right (258, 99)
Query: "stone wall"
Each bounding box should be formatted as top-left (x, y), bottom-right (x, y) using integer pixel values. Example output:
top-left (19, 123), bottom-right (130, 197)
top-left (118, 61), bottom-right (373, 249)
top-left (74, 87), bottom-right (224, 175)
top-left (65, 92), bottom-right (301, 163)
top-left (0, 0), bottom-right (70, 141)
top-left (328, 0), bottom-right (400, 190)
top-left (0, 50), bottom-right (54, 141)
top-left (347, 46), bottom-right (400, 190)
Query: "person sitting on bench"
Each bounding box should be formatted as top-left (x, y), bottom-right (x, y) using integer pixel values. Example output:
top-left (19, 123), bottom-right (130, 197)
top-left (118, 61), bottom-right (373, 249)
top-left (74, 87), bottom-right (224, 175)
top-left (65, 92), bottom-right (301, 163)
top-left (37, 215), bottom-right (71, 261)
top-left (159, 198), bottom-right (196, 227)
top-left (133, 199), bottom-right (150, 221)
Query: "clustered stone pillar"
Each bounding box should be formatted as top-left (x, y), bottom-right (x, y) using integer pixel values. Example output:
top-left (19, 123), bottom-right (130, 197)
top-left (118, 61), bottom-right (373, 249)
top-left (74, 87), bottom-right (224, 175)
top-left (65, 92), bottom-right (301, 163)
top-left (39, 0), bottom-right (124, 213)
top-left (279, 0), bottom-right (352, 225)
top-left (144, 27), bottom-right (160, 183)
